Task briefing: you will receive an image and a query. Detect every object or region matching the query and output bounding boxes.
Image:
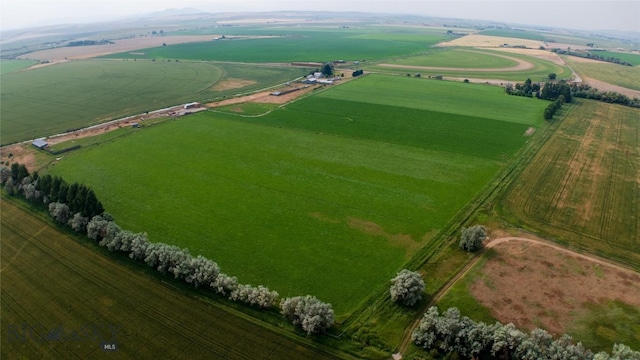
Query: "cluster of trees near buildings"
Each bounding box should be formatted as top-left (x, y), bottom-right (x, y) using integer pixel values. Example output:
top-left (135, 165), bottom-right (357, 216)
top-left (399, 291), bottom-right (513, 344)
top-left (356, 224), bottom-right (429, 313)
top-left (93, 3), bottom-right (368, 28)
top-left (1, 164), bottom-right (334, 335)
top-left (412, 307), bottom-right (640, 360)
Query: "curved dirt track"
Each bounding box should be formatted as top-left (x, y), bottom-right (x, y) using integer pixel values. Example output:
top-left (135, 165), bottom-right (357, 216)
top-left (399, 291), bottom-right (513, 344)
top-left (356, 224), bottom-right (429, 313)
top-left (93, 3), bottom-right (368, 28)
top-left (396, 236), bottom-right (639, 355)
top-left (379, 50), bottom-right (534, 72)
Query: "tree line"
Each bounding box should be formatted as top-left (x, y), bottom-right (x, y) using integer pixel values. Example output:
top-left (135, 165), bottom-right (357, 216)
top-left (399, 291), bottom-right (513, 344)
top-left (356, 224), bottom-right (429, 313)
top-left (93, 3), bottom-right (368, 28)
top-left (551, 48), bottom-right (634, 67)
top-left (412, 306), bottom-right (640, 360)
top-left (508, 79), bottom-right (639, 109)
top-left (1, 164), bottom-right (334, 335)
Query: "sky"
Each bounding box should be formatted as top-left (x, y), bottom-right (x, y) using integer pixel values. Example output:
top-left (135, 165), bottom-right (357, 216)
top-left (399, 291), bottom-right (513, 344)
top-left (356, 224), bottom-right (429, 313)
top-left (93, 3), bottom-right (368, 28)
top-left (1, 0), bottom-right (638, 33)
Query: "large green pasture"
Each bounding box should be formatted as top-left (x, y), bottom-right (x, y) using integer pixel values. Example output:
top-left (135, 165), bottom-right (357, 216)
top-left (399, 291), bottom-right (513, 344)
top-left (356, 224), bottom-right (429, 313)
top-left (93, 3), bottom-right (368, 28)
top-left (0, 59), bottom-right (37, 74)
top-left (386, 48), bottom-right (519, 68)
top-left (47, 114), bottom-right (500, 316)
top-left (588, 51), bottom-right (640, 66)
top-left (371, 51), bottom-right (571, 81)
top-left (315, 75), bottom-right (546, 125)
top-left (0, 60), bottom-right (302, 145)
top-left (564, 57), bottom-right (640, 92)
top-left (47, 76), bottom-right (543, 316)
top-left (102, 29), bottom-right (448, 62)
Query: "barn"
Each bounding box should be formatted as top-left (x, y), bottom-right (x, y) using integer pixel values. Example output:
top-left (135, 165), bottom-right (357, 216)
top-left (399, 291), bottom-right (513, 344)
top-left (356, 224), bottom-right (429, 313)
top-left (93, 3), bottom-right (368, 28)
top-left (32, 139), bottom-right (48, 149)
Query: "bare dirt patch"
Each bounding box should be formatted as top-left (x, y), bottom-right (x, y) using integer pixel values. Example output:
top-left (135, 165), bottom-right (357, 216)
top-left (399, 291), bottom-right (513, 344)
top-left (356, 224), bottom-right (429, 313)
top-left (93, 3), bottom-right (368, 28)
top-left (1, 144), bottom-right (35, 169)
top-left (470, 240), bottom-right (640, 336)
top-left (207, 85), bottom-right (320, 108)
top-left (17, 35), bottom-right (219, 60)
top-left (211, 78), bottom-right (258, 91)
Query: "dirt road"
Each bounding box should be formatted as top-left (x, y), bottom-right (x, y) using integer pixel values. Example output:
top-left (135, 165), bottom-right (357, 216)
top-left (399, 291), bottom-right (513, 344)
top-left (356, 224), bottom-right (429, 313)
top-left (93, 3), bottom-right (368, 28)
top-left (395, 236), bottom-right (639, 356)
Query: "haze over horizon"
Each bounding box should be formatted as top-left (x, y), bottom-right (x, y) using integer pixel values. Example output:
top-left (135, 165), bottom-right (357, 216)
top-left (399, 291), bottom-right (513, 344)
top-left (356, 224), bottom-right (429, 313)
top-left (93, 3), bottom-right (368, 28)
top-left (1, 0), bottom-right (638, 34)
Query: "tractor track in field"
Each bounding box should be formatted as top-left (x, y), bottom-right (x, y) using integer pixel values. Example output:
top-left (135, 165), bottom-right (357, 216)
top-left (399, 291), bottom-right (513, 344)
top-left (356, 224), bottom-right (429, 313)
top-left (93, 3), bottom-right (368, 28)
top-left (396, 235), bottom-right (638, 356)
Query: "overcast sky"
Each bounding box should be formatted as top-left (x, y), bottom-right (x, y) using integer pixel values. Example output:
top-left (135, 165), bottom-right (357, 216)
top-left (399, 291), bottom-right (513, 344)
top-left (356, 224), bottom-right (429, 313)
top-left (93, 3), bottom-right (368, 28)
top-left (1, 0), bottom-right (638, 33)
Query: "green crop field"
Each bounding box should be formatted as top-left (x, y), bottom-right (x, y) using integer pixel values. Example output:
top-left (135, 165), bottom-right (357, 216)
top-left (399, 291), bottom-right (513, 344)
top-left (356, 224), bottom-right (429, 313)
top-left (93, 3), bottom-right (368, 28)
top-left (371, 51), bottom-right (572, 81)
top-left (0, 60), bottom-right (303, 145)
top-left (46, 76), bottom-right (544, 317)
top-left (501, 100), bottom-right (640, 269)
top-left (566, 57), bottom-right (640, 91)
top-left (588, 51), bottom-right (640, 66)
top-left (0, 199), bottom-right (344, 359)
top-left (101, 30), bottom-right (448, 63)
top-left (0, 59), bottom-right (37, 74)
top-left (386, 49), bottom-right (519, 68)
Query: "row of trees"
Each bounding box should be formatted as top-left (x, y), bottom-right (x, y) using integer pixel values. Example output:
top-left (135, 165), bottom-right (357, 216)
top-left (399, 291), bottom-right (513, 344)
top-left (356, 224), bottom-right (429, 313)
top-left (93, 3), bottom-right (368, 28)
top-left (570, 83), bottom-right (640, 108)
top-left (505, 78), bottom-right (541, 97)
top-left (544, 95), bottom-right (567, 121)
top-left (1, 164), bottom-right (104, 218)
top-left (551, 48), bottom-right (634, 67)
top-left (413, 307), bottom-right (640, 360)
top-left (2, 164), bottom-right (334, 335)
top-left (539, 81), bottom-right (572, 102)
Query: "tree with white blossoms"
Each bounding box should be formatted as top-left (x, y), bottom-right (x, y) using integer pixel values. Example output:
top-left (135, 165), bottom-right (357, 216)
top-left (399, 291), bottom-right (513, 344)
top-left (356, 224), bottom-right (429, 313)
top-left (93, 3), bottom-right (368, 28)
top-left (143, 243), bottom-right (190, 274)
top-left (68, 212), bottom-right (89, 233)
top-left (230, 284), bottom-right (279, 308)
top-left (128, 233), bottom-right (149, 261)
top-left (411, 307), bottom-right (639, 359)
top-left (459, 225), bottom-right (487, 252)
top-left (390, 269), bottom-right (425, 306)
top-left (86, 214), bottom-right (109, 241)
top-left (211, 273), bottom-right (238, 296)
top-left (48, 202), bottom-right (70, 224)
top-left (171, 254), bottom-right (220, 288)
top-left (280, 295), bottom-right (335, 335)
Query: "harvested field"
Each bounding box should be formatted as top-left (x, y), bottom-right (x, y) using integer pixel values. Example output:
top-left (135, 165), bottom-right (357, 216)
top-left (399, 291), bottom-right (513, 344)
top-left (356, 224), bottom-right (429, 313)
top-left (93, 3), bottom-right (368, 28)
top-left (492, 48), bottom-right (566, 65)
top-left (437, 34), bottom-right (544, 48)
top-left (0, 199), bottom-right (344, 359)
top-left (502, 99), bottom-right (640, 268)
top-left (17, 35), bottom-right (218, 60)
top-left (469, 239), bottom-right (640, 350)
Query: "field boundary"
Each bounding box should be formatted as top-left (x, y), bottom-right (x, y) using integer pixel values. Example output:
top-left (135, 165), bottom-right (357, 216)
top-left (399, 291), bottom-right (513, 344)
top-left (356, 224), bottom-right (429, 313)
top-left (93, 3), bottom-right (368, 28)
top-left (396, 235), bottom-right (640, 354)
top-left (1, 196), bottom-right (358, 359)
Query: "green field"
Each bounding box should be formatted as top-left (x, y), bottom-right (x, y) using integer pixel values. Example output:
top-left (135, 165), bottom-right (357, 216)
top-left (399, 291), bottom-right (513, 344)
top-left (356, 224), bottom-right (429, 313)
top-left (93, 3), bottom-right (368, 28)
top-left (385, 49), bottom-right (519, 68)
top-left (101, 30), bottom-right (448, 63)
top-left (501, 100), bottom-right (640, 269)
top-left (0, 199), bottom-right (346, 359)
top-left (588, 51), bottom-right (640, 66)
top-left (0, 60), bottom-right (303, 145)
top-left (371, 50), bottom-right (572, 81)
top-left (0, 59), bottom-right (37, 74)
top-left (566, 57), bottom-right (640, 91)
top-left (46, 76), bottom-right (542, 317)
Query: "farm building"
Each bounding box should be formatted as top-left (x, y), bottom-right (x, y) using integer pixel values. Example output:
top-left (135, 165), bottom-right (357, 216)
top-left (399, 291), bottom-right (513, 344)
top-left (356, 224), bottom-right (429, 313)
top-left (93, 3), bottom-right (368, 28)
top-left (184, 102), bottom-right (201, 109)
top-left (32, 139), bottom-right (48, 149)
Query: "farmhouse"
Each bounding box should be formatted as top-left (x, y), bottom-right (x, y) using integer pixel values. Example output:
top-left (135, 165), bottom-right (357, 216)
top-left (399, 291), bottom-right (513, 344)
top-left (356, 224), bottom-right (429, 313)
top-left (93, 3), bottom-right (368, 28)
top-left (32, 138), bottom-right (48, 149)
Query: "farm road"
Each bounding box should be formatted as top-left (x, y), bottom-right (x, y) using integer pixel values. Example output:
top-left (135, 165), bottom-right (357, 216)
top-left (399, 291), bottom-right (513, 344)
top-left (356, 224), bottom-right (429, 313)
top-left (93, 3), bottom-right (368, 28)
top-left (395, 236), bottom-right (640, 356)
